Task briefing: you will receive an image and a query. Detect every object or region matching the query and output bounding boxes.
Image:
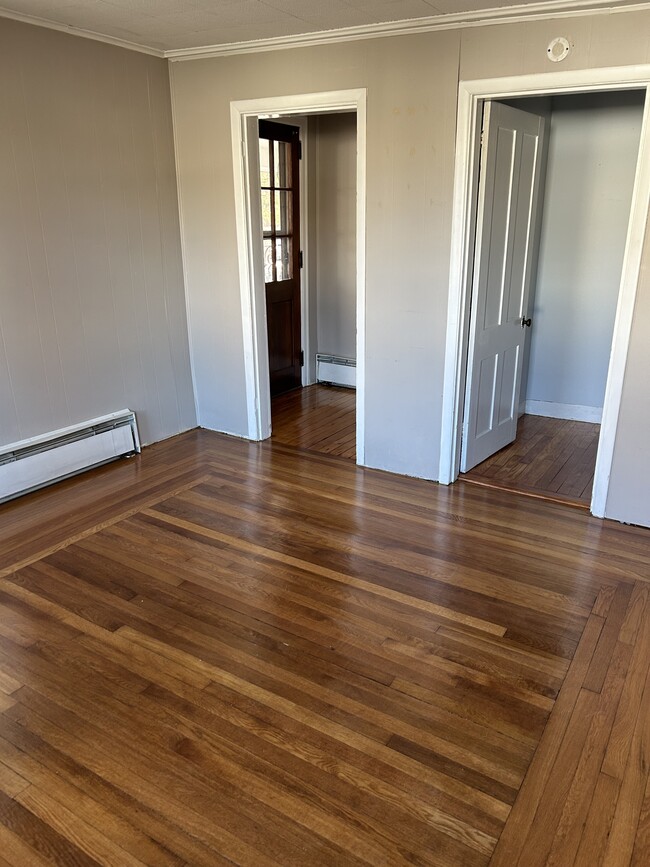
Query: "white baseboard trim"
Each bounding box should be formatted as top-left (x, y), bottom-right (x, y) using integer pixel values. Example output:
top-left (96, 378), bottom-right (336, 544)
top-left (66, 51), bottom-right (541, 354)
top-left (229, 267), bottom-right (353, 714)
top-left (524, 400), bottom-right (602, 423)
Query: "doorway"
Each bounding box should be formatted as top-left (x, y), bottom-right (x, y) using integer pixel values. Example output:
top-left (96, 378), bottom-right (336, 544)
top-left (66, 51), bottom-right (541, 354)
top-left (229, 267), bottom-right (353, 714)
top-left (258, 120), bottom-right (303, 397)
top-left (439, 68), bottom-right (650, 518)
top-left (260, 111), bottom-right (358, 458)
top-left (230, 89), bottom-right (367, 463)
top-left (460, 90), bottom-right (645, 506)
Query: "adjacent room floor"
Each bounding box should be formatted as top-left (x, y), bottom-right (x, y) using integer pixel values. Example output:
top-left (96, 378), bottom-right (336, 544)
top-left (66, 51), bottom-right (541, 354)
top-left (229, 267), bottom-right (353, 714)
top-left (0, 429), bottom-right (649, 865)
top-left (461, 414), bottom-right (601, 507)
top-left (271, 384), bottom-right (356, 459)
top-left (272, 395), bottom-right (599, 510)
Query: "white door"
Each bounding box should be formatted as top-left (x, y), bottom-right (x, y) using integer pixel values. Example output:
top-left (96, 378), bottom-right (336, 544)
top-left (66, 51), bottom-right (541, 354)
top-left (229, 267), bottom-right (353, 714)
top-left (461, 101), bottom-right (546, 473)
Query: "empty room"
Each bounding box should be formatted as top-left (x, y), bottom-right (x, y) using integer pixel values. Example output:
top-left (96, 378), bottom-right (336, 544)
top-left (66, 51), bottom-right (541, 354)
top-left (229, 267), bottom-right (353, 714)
top-left (1, 1), bottom-right (650, 865)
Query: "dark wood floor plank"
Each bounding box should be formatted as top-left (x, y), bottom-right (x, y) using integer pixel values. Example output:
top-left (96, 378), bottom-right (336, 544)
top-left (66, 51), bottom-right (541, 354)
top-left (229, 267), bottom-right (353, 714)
top-left (0, 821), bottom-right (53, 867)
top-left (0, 717), bottom-right (228, 867)
top-left (0, 731), bottom-right (183, 866)
top-left (0, 787), bottom-right (98, 867)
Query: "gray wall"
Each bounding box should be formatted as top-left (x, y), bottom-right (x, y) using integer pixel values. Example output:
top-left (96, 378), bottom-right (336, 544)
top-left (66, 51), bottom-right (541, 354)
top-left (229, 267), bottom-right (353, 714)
top-left (171, 32), bottom-right (460, 479)
top-left (0, 18), bottom-right (196, 448)
top-left (170, 8), bottom-right (650, 524)
top-left (525, 91), bottom-right (644, 417)
top-left (313, 113), bottom-right (357, 362)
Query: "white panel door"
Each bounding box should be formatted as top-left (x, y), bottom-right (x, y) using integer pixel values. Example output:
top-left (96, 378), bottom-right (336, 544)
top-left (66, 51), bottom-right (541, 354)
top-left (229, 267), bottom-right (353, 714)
top-left (461, 101), bottom-right (546, 473)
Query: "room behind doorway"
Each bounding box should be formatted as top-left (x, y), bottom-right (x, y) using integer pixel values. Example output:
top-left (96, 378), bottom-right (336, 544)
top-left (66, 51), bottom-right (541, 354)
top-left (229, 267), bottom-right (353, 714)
top-left (460, 89), bottom-right (645, 506)
top-left (263, 111), bottom-right (358, 460)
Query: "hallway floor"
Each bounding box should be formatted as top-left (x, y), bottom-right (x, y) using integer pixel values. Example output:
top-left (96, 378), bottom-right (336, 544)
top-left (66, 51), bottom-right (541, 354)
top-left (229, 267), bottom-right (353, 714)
top-left (271, 384), bottom-right (356, 459)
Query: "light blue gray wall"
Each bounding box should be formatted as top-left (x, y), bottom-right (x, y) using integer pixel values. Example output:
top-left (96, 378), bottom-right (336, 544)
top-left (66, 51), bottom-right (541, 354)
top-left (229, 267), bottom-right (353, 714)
top-left (314, 112), bottom-right (357, 362)
top-left (525, 91), bottom-right (645, 418)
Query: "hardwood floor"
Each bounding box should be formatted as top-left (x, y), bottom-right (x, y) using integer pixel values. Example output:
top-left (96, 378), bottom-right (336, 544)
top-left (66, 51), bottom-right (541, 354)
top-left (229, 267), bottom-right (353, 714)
top-left (462, 414), bottom-right (601, 506)
top-left (0, 428), bottom-right (648, 865)
top-left (272, 384), bottom-right (356, 459)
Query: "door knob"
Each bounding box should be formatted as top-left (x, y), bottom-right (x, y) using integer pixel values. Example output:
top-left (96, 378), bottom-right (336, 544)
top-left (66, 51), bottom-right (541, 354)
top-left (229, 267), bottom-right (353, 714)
top-left (521, 317), bottom-right (532, 328)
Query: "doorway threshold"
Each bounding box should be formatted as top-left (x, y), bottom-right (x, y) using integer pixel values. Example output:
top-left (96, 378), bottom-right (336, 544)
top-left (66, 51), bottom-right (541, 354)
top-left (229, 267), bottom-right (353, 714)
top-left (458, 474), bottom-right (590, 511)
top-left (459, 414), bottom-right (599, 510)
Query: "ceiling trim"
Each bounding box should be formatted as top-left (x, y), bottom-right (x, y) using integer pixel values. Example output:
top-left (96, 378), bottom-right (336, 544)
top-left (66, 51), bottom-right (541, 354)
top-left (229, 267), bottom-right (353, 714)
top-left (0, 0), bottom-right (648, 60)
top-left (165, 0), bottom-right (650, 61)
top-left (0, 6), bottom-right (165, 57)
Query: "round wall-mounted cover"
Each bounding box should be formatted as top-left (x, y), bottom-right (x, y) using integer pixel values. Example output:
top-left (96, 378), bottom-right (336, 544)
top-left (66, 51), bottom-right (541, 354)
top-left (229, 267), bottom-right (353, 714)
top-left (547, 37), bottom-right (570, 62)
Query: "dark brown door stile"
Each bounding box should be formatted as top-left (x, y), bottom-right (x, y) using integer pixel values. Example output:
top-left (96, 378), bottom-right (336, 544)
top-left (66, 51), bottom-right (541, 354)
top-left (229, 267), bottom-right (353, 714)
top-left (259, 119), bottom-right (302, 397)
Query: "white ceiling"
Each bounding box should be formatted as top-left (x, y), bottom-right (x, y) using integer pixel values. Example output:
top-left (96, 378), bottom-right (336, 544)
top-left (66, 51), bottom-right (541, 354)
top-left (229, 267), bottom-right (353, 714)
top-left (0, 0), bottom-right (644, 53)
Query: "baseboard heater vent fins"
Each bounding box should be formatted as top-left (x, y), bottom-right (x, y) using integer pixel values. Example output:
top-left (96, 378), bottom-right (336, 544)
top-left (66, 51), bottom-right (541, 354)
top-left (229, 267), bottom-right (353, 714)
top-left (316, 354), bottom-right (356, 389)
top-left (0, 410), bottom-right (141, 504)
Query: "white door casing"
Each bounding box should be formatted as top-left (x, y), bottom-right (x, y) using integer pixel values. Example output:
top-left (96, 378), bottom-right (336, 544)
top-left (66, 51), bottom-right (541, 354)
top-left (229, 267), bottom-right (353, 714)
top-left (461, 101), bottom-right (546, 472)
top-left (439, 68), bottom-right (650, 520)
top-left (230, 89), bottom-right (367, 462)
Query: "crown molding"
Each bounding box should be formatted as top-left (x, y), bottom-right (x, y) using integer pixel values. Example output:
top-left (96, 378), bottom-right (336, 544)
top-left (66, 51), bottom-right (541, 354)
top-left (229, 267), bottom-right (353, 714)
top-left (0, 7), bottom-right (164, 57)
top-left (1, 0), bottom-right (649, 61)
top-left (166, 0), bottom-right (650, 61)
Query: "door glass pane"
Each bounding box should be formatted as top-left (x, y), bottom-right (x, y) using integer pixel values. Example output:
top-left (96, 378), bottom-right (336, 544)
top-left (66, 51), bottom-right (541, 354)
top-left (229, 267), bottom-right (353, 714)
top-left (259, 138), bottom-right (271, 187)
top-left (261, 190), bottom-right (272, 233)
top-left (276, 237), bottom-right (292, 281)
top-left (274, 140), bottom-right (291, 188)
top-left (274, 191), bottom-right (292, 235)
top-left (263, 238), bottom-right (274, 283)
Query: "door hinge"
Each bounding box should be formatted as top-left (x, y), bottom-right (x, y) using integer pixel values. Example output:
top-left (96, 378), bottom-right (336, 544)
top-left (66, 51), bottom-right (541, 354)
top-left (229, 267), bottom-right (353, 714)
top-left (299, 250), bottom-right (304, 269)
top-left (298, 140), bottom-right (302, 160)
top-left (300, 350), bottom-right (305, 367)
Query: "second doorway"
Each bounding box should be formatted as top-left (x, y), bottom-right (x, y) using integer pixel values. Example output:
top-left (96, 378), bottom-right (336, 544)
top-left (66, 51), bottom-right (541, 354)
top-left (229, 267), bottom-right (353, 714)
top-left (460, 89), bottom-right (645, 506)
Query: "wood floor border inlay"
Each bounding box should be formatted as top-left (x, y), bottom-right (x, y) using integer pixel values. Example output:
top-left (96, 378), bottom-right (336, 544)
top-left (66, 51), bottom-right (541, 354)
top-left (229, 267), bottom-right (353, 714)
top-left (0, 428), bottom-right (647, 864)
top-left (0, 474), bottom-right (213, 580)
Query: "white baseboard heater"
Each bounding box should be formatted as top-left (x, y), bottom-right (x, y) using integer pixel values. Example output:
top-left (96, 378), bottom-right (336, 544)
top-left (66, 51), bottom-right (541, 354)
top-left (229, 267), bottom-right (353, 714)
top-left (0, 410), bottom-right (140, 504)
top-left (316, 354), bottom-right (356, 389)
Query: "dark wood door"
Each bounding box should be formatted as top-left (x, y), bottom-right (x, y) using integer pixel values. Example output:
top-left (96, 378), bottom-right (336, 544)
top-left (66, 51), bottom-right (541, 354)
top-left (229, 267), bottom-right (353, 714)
top-left (259, 120), bottom-right (302, 397)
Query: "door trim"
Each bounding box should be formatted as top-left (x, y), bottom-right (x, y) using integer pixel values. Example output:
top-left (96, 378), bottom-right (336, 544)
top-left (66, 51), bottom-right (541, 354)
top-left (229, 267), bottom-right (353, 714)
top-left (439, 67), bottom-right (650, 519)
top-left (230, 89), bottom-right (367, 463)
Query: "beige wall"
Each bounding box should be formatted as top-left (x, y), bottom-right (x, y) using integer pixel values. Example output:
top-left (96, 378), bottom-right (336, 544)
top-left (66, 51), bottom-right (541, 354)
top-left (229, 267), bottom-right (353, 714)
top-left (313, 113), bottom-right (357, 363)
top-left (0, 19), bottom-right (196, 448)
top-left (171, 9), bottom-right (650, 524)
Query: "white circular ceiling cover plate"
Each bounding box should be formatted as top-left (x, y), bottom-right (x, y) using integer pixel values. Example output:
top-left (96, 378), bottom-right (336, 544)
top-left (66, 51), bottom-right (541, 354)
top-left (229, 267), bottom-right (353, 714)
top-left (547, 37), bottom-right (571, 62)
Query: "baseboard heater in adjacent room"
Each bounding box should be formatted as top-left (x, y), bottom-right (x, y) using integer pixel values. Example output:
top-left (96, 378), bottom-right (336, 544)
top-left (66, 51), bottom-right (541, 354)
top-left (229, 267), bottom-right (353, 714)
top-left (0, 410), bottom-right (141, 504)
top-left (316, 354), bottom-right (356, 388)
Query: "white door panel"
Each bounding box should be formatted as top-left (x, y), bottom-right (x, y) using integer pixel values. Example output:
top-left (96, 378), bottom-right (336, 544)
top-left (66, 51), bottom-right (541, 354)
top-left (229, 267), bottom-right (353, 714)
top-left (461, 101), bottom-right (546, 473)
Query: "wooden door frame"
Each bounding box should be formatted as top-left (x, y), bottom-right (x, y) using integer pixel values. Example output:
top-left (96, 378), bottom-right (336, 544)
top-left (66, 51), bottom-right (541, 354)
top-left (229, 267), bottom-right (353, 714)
top-left (281, 115), bottom-right (314, 389)
top-left (258, 118), bottom-right (303, 396)
top-left (438, 67), bottom-right (650, 518)
top-left (230, 89), bottom-right (367, 463)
